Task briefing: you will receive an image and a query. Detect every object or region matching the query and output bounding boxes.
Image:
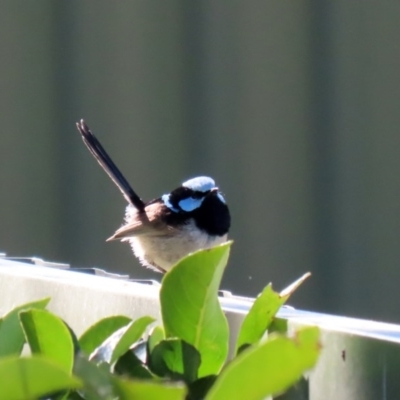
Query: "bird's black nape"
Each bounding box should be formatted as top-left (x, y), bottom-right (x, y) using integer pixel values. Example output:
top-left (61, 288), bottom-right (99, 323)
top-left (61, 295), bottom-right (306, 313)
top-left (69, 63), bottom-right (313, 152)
top-left (76, 119), bottom-right (145, 211)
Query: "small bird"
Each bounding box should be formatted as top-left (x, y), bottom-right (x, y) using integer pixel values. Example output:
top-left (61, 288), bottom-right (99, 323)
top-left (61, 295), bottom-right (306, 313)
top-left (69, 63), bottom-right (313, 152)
top-left (76, 120), bottom-right (230, 273)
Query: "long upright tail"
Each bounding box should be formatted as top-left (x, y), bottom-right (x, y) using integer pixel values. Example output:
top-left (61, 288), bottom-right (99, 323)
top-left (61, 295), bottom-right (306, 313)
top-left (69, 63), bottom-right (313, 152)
top-left (76, 119), bottom-right (145, 211)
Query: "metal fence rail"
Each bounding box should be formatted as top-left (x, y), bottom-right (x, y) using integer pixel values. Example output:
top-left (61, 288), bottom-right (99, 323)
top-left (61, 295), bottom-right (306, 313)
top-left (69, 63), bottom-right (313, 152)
top-left (1, 257), bottom-right (399, 399)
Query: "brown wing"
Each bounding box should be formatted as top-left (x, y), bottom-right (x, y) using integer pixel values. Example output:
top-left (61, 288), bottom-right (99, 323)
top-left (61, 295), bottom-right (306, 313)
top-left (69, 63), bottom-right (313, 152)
top-left (107, 202), bottom-right (174, 241)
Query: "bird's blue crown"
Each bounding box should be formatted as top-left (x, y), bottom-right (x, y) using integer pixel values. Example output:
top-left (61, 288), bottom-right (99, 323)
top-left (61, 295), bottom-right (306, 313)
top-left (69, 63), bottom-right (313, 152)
top-left (182, 176), bottom-right (215, 192)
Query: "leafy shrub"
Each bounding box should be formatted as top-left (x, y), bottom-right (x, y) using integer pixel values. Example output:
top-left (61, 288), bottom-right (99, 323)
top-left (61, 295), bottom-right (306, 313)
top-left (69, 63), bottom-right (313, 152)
top-left (0, 242), bottom-right (320, 399)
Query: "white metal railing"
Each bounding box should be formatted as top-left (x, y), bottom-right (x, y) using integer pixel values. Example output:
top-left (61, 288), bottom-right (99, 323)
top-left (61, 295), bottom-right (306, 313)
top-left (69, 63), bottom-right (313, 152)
top-left (1, 256), bottom-right (399, 399)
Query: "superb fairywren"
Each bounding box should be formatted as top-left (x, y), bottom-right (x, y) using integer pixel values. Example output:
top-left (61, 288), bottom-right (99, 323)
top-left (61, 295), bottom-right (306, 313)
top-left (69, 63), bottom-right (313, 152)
top-left (76, 120), bottom-right (230, 272)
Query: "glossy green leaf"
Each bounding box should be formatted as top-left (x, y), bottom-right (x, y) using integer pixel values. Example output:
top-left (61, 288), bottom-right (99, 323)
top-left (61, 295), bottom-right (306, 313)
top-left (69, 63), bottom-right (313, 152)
top-left (206, 327), bottom-right (320, 400)
top-left (90, 316), bottom-right (155, 365)
top-left (73, 355), bottom-right (116, 400)
top-left (160, 242), bottom-right (231, 377)
top-left (113, 377), bottom-right (187, 400)
top-left (235, 273), bottom-right (310, 354)
top-left (0, 298), bottom-right (50, 357)
top-left (150, 339), bottom-right (200, 383)
top-left (268, 317), bottom-right (288, 334)
top-left (0, 356), bottom-right (81, 400)
top-left (148, 325), bottom-right (165, 353)
top-left (19, 309), bottom-right (75, 372)
top-left (111, 316), bottom-right (155, 364)
top-left (66, 392), bottom-right (86, 400)
top-left (79, 315), bottom-right (132, 355)
top-left (235, 284), bottom-right (282, 354)
top-left (114, 350), bottom-right (154, 379)
top-left (187, 375), bottom-right (217, 400)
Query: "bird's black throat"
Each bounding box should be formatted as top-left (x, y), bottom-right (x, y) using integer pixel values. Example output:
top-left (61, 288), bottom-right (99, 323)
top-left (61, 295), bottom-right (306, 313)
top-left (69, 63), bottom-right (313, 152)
top-left (191, 194), bottom-right (230, 236)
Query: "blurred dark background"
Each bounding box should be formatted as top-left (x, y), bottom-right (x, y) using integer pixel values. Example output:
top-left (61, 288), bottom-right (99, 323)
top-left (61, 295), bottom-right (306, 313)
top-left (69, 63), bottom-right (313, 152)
top-left (0, 2), bottom-right (399, 322)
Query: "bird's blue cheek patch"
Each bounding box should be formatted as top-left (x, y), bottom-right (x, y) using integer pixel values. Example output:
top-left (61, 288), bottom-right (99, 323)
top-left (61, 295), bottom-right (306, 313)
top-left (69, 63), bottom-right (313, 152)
top-left (178, 197), bottom-right (205, 212)
top-left (162, 194), bottom-right (179, 212)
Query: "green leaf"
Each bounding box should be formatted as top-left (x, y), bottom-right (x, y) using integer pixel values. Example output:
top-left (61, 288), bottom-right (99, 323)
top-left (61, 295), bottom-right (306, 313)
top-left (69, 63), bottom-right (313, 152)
top-left (149, 339), bottom-right (200, 383)
top-left (66, 392), bottom-right (86, 400)
top-left (160, 242), bottom-right (231, 377)
top-left (73, 355), bottom-right (116, 400)
top-left (114, 350), bottom-right (154, 380)
top-left (206, 327), bottom-right (320, 400)
top-left (79, 315), bottom-right (132, 355)
top-left (148, 325), bottom-right (165, 353)
top-left (111, 316), bottom-right (155, 364)
top-left (148, 339), bottom-right (176, 377)
top-left (181, 340), bottom-right (201, 383)
top-left (268, 317), bottom-right (288, 334)
top-left (113, 377), bottom-right (187, 400)
top-left (90, 316), bottom-right (155, 365)
top-left (0, 298), bottom-right (50, 357)
top-left (187, 375), bottom-right (217, 400)
top-left (235, 284), bottom-right (283, 354)
top-left (19, 309), bottom-right (75, 372)
top-left (235, 273), bottom-right (310, 354)
top-left (0, 356), bottom-right (81, 400)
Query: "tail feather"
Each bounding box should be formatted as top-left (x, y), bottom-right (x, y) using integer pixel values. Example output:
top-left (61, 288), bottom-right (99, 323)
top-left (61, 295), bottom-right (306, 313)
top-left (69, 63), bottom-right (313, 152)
top-left (76, 119), bottom-right (145, 211)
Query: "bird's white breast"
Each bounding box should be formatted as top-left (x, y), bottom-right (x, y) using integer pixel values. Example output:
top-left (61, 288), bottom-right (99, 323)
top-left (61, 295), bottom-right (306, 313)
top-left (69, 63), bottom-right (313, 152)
top-left (126, 220), bottom-right (227, 272)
